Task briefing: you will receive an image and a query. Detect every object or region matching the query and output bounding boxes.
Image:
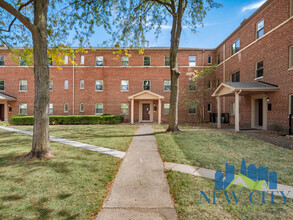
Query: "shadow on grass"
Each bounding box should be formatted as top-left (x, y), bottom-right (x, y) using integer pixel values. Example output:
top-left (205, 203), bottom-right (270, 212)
top-left (1, 194), bottom-right (23, 201)
top-left (57, 193), bottom-right (72, 200)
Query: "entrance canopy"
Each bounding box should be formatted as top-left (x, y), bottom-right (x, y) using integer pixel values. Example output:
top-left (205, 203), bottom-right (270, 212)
top-left (0, 93), bottom-right (17, 101)
top-left (212, 82), bottom-right (279, 97)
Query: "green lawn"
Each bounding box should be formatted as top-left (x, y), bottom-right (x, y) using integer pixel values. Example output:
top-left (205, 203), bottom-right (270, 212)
top-left (167, 171), bottom-right (293, 220)
top-left (0, 125), bottom-right (137, 219)
top-left (155, 130), bottom-right (293, 186)
top-left (11, 125), bottom-right (138, 151)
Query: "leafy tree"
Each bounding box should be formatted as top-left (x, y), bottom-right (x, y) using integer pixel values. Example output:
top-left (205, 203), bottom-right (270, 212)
top-left (112, 0), bottom-right (221, 132)
top-left (0, 0), bottom-right (115, 159)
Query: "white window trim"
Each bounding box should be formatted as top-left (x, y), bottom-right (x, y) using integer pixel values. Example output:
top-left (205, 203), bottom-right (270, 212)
top-left (49, 80), bottom-right (53, 92)
top-left (49, 104), bottom-right (53, 115)
top-left (121, 56), bottom-right (129, 66)
top-left (95, 80), bottom-right (104, 92)
top-left (256, 19), bottom-right (264, 39)
top-left (80, 80), bottom-right (84, 89)
top-left (143, 80), bottom-right (151, 91)
top-left (231, 71), bottom-right (240, 82)
top-left (164, 56), bottom-right (170, 66)
top-left (96, 56), bottom-right (104, 67)
top-left (164, 80), bottom-right (171, 92)
top-left (64, 80), bottom-right (69, 89)
top-left (255, 60), bottom-right (264, 79)
top-left (143, 56), bottom-right (151, 66)
top-left (189, 104), bottom-right (197, 115)
top-left (231, 38), bottom-right (240, 56)
top-left (189, 80), bottom-right (197, 92)
top-left (289, 45), bottom-right (293, 70)
top-left (290, 0), bottom-right (293, 17)
top-left (164, 103), bottom-right (170, 115)
top-left (80, 103), bottom-right (85, 113)
top-left (231, 102), bottom-right (235, 116)
top-left (19, 104), bottom-right (27, 115)
top-left (19, 80), bottom-right (27, 92)
top-left (0, 80), bottom-right (5, 91)
top-left (121, 103), bottom-right (129, 115)
top-left (289, 94), bottom-right (293, 115)
top-left (207, 103), bottom-right (212, 112)
top-left (64, 103), bottom-right (68, 113)
top-left (64, 56), bottom-right (69, 64)
top-left (80, 55), bottom-right (85, 65)
top-left (95, 103), bottom-right (103, 115)
top-left (189, 56), bottom-right (196, 67)
top-left (121, 80), bottom-right (129, 92)
top-left (208, 56), bottom-right (212, 64)
top-left (0, 56), bottom-right (5, 66)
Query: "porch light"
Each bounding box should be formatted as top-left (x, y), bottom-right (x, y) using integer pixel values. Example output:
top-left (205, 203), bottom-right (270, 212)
top-left (267, 98), bottom-right (270, 102)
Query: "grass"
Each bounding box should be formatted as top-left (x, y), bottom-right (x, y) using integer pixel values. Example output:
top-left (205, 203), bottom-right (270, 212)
top-left (167, 171), bottom-right (293, 220)
top-left (11, 125), bottom-right (138, 151)
top-left (0, 125), bottom-right (135, 219)
top-left (155, 130), bottom-right (293, 185)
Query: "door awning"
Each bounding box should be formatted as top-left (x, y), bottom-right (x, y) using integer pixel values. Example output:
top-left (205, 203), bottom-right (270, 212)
top-left (212, 81), bottom-right (279, 97)
top-left (0, 93), bottom-right (17, 101)
top-left (128, 91), bottom-right (164, 100)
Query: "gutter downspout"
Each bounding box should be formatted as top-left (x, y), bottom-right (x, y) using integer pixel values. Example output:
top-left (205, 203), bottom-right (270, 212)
top-left (202, 49), bottom-right (205, 122)
top-left (223, 44), bottom-right (226, 113)
top-left (73, 53), bottom-right (75, 115)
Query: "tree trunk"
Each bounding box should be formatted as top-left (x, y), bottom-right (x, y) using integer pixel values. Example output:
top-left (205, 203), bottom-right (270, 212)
top-left (27, 0), bottom-right (51, 159)
top-left (167, 0), bottom-right (184, 132)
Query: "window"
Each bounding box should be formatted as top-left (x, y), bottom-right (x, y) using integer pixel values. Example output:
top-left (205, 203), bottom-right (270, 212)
top-left (217, 54), bottom-right (221, 64)
top-left (164, 103), bottom-right (170, 115)
top-left (165, 56), bottom-right (170, 66)
top-left (231, 102), bottom-right (235, 115)
top-left (64, 56), bottom-right (68, 64)
top-left (0, 56), bottom-right (4, 66)
top-left (0, 81), bottom-right (4, 91)
top-left (80, 80), bottom-right (84, 89)
top-left (208, 56), bottom-right (212, 64)
top-left (231, 38), bottom-right (240, 55)
top-left (49, 103), bottom-right (53, 115)
top-left (144, 56), bottom-right (151, 66)
top-left (291, 0), bottom-right (293, 17)
top-left (49, 80), bottom-right (53, 92)
top-left (80, 103), bottom-right (84, 112)
top-left (256, 61), bottom-right (264, 78)
top-left (96, 80), bottom-right (103, 91)
top-left (64, 80), bottom-right (69, 89)
top-left (164, 80), bottom-right (171, 91)
top-left (80, 55), bottom-right (85, 64)
top-left (121, 80), bottom-right (129, 91)
top-left (19, 104), bottom-right (27, 115)
top-left (19, 80), bottom-right (27, 91)
top-left (289, 45), bottom-right (293, 68)
top-left (122, 56), bottom-right (129, 66)
top-left (189, 80), bottom-right (196, 91)
top-left (95, 103), bottom-right (103, 114)
top-left (121, 103), bottom-right (129, 115)
top-left (20, 58), bottom-right (26, 66)
top-left (207, 103), bottom-right (211, 112)
top-left (48, 57), bottom-right (53, 66)
top-left (189, 56), bottom-right (196, 66)
top-left (217, 79), bottom-right (221, 87)
top-left (257, 19), bottom-right (264, 39)
top-left (290, 95), bottom-right (293, 115)
top-left (143, 80), bottom-right (150, 90)
top-left (208, 80), bottom-right (212, 89)
top-left (231, 71), bottom-right (240, 82)
top-left (189, 104), bottom-right (196, 114)
top-left (64, 103), bottom-right (68, 113)
top-left (96, 56), bottom-right (103, 66)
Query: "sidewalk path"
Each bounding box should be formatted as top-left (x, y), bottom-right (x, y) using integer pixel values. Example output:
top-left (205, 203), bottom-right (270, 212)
top-left (0, 126), bottom-right (125, 158)
top-left (96, 125), bottom-right (177, 220)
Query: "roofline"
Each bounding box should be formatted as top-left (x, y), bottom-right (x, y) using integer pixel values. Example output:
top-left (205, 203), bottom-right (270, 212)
top-left (216, 0), bottom-right (274, 50)
top-left (0, 92), bottom-right (17, 100)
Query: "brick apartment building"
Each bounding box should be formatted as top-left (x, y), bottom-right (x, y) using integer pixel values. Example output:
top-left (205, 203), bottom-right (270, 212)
top-left (0, 0), bottom-right (292, 132)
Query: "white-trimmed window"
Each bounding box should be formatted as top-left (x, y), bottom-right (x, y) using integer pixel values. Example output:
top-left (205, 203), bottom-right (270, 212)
top-left (290, 46), bottom-right (293, 68)
top-left (48, 57), bottom-right (53, 66)
top-left (231, 38), bottom-right (240, 55)
top-left (164, 103), bottom-right (170, 115)
top-left (121, 103), bottom-right (129, 115)
top-left (144, 56), bottom-right (151, 66)
top-left (208, 80), bottom-right (212, 89)
top-left (189, 80), bottom-right (196, 91)
top-left (189, 56), bottom-right (196, 66)
top-left (19, 80), bottom-right (27, 91)
top-left (143, 80), bottom-right (150, 90)
top-left (256, 19), bottom-right (264, 39)
top-left (64, 56), bottom-right (69, 64)
top-left (165, 56), bottom-right (170, 66)
top-left (122, 56), bottom-right (129, 66)
top-left (217, 54), bottom-right (221, 64)
top-left (164, 80), bottom-right (171, 91)
top-left (19, 104), bottom-right (27, 115)
top-left (64, 80), bottom-right (69, 89)
top-left (80, 55), bottom-right (85, 64)
top-left (208, 56), bottom-right (212, 64)
top-left (49, 103), bottom-right (53, 115)
top-left (95, 103), bottom-right (103, 114)
top-left (95, 80), bottom-right (103, 91)
top-left (80, 80), bottom-right (84, 89)
top-left (64, 103), bottom-right (68, 113)
top-left (0, 80), bottom-right (4, 91)
top-left (291, 0), bottom-right (293, 17)
top-left (121, 80), bottom-right (129, 91)
top-left (0, 56), bottom-right (4, 66)
top-left (20, 58), bottom-right (26, 66)
top-left (256, 61), bottom-right (264, 78)
top-left (231, 71), bottom-right (240, 82)
top-left (207, 103), bottom-right (211, 112)
top-left (231, 102), bottom-right (235, 115)
top-left (189, 104), bottom-right (196, 114)
top-left (49, 80), bottom-right (53, 92)
top-left (80, 103), bottom-right (85, 112)
top-left (96, 56), bottom-right (103, 66)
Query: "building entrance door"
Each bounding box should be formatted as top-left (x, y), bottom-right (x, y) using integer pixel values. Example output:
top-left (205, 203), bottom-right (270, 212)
top-left (142, 104), bottom-right (150, 121)
top-left (255, 99), bottom-right (263, 127)
top-left (0, 104), bottom-right (4, 121)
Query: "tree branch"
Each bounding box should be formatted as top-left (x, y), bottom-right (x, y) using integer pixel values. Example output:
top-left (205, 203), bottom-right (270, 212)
top-left (149, 0), bottom-right (174, 14)
top-left (0, 0), bottom-right (36, 34)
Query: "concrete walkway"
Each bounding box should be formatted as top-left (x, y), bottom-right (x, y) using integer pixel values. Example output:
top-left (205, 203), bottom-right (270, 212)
top-left (0, 126), bottom-right (125, 158)
top-left (96, 125), bottom-right (177, 220)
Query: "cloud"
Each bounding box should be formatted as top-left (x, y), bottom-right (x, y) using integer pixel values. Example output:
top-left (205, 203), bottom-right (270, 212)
top-left (241, 0), bottom-right (267, 12)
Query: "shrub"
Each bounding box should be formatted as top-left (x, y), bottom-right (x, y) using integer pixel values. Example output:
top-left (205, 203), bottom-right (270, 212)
top-left (10, 114), bottom-right (124, 125)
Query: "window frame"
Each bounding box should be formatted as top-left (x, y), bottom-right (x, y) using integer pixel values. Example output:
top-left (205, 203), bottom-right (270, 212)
top-left (49, 103), bottom-right (53, 115)
top-left (164, 56), bottom-right (170, 66)
top-left (290, 0), bottom-right (293, 17)
top-left (164, 80), bottom-right (171, 91)
top-left (208, 56), bottom-right (212, 64)
top-left (121, 103), bottom-right (129, 115)
top-left (189, 80), bottom-right (196, 91)
top-left (290, 94), bottom-right (293, 115)
top-left (19, 104), bottom-right (27, 115)
top-left (80, 55), bottom-right (85, 65)
top-left (256, 19), bottom-right (264, 39)
top-left (164, 103), bottom-right (170, 115)
top-left (0, 80), bottom-right (5, 91)
top-left (290, 45), bottom-right (293, 69)
top-left (231, 71), bottom-right (240, 82)
top-left (20, 57), bottom-right (26, 66)
top-left (64, 80), bottom-right (69, 89)
top-left (48, 57), bottom-right (53, 66)
top-left (80, 103), bottom-right (85, 113)
top-left (207, 103), bottom-right (212, 112)
top-left (207, 80), bottom-right (212, 89)
top-left (189, 103), bottom-right (196, 115)
top-left (217, 79), bottom-right (221, 87)
top-left (96, 56), bottom-right (103, 66)
top-left (255, 60), bottom-right (264, 79)
top-left (0, 56), bottom-right (4, 66)
top-left (231, 38), bottom-right (240, 55)
top-left (231, 102), bottom-right (235, 115)
top-left (121, 80), bottom-right (129, 91)
top-left (64, 103), bottom-right (68, 113)
top-left (95, 80), bottom-right (103, 91)
top-left (95, 103), bottom-right (103, 115)
top-left (143, 80), bottom-right (151, 91)
top-left (64, 56), bottom-right (69, 64)
top-left (49, 80), bottom-right (53, 92)
top-left (121, 56), bottom-right (129, 66)
top-left (143, 56), bottom-right (151, 66)
top-left (189, 56), bottom-right (196, 67)
top-left (80, 80), bottom-right (84, 89)
top-left (217, 54), bottom-right (221, 65)
top-left (19, 80), bottom-right (27, 92)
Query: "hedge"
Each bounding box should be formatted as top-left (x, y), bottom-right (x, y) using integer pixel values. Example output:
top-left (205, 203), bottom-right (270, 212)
top-left (10, 114), bottom-right (124, 125)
